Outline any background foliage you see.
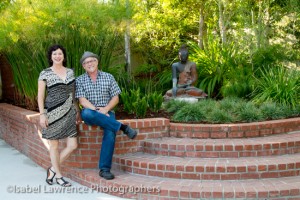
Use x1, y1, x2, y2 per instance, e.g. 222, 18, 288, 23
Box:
0, 0, 300, 119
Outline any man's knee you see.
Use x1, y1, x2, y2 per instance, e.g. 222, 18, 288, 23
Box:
81, 109, 96, 123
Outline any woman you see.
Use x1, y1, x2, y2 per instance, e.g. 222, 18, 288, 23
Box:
37, 44, 81, 187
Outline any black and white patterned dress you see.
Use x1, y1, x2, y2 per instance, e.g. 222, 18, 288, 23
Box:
38, 68, 77, 140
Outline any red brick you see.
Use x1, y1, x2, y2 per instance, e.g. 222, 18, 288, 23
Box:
211, 132, 227, 138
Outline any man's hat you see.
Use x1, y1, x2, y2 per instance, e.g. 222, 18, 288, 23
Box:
80, 51, 99, 65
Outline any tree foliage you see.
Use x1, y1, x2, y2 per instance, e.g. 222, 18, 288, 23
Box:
0, 0, 300, 109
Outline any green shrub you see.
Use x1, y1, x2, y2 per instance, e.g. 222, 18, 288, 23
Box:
120, 88, 164, 118
132, 96, 148, 118
237, 102, 263, 122
260, 102, 288, 120
251, 66, 300, 108
147, 91, 163, 112
162, 97, 298, 124
196, 99, 217, 113
163, 99, 188, 113
172, 103, 206, 122
120, 89, 139, 114
206, 108, 234, 124
219, 97, 240, 112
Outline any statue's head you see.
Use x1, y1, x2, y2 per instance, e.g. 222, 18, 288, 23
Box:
178, 44, 189, 64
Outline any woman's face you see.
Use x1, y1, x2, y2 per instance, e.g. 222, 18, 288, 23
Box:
51, 48, 64, 65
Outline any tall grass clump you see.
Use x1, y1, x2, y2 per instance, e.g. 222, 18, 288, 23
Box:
251, 66, 300, 108
188, 38, 244, 98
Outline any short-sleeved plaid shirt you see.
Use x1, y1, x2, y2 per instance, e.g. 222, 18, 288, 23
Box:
75, 71, 121, 107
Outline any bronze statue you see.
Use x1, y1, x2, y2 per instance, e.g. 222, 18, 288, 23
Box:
165, 44, 207, 99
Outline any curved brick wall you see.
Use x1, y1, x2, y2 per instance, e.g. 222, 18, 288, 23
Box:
0, 103, 169, 169
170, 118, 300, 138
2, 103, 300, 199
1, 102, 300, 169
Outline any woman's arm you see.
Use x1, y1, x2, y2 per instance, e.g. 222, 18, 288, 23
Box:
37, 80, 48, 128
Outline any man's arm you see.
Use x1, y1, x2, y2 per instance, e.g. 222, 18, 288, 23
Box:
98, 95, 119, 115
78, 96, 119, 116
78, 97, 97, 110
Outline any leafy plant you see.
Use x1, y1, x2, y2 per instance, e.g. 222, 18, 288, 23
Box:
220, 67, 254, 99
132, 96, 148, 118
188, 39, 241, 98
251, 66, 300, 108
236, 102, 263, 122
260, 101, 288, 120
120, 88, 142, 114
120, 88, 149, 118
206, 108, 234, 124
147, 91, 163, 112
218, 97, 240, 112
163, 99, 188, 113
172, 103, 206, 122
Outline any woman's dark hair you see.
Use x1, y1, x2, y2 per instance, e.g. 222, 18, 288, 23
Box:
47, 44, 67, 67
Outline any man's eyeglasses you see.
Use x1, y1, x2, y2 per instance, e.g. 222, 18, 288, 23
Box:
83, 59, 97, 65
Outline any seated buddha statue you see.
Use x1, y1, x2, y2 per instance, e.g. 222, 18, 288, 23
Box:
165, 44, 207, 99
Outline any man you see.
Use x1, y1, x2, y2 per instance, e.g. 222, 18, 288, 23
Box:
76, 51, 137, 180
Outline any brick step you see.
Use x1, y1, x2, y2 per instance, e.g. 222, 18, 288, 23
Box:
143, 131, 300, 158
113, 152, 300, 180
68, 168, 300, 199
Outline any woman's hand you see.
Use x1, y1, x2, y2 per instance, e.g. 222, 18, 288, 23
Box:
39, 114, 48, 128
76, 112, 82, 124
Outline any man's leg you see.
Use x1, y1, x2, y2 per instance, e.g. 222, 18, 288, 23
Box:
98, 112, 117, 180
81, 108, 121, 132
81, 108, 137, 139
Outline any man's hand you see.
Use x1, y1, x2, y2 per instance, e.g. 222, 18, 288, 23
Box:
96, 107, 110, 117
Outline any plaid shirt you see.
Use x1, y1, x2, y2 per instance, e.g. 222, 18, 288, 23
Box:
75, 71, 121, 107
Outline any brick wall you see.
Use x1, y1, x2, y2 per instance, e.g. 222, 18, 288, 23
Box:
170, 119, 300, 138
1, 103, 300, 171
0, 103, 170, 169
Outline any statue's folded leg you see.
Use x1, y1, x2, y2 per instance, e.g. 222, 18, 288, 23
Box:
185, 87, 207, 97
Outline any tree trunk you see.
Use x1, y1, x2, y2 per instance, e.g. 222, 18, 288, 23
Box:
125, 0, 131, 75
198, 5, 204, 49
218, 0, 226, 45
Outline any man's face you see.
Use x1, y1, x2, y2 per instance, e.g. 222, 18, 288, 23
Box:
82, 57, 98, 73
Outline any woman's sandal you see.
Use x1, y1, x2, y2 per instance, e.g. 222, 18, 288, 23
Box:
46, 167, 56, 185
56, 177, 72, 187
